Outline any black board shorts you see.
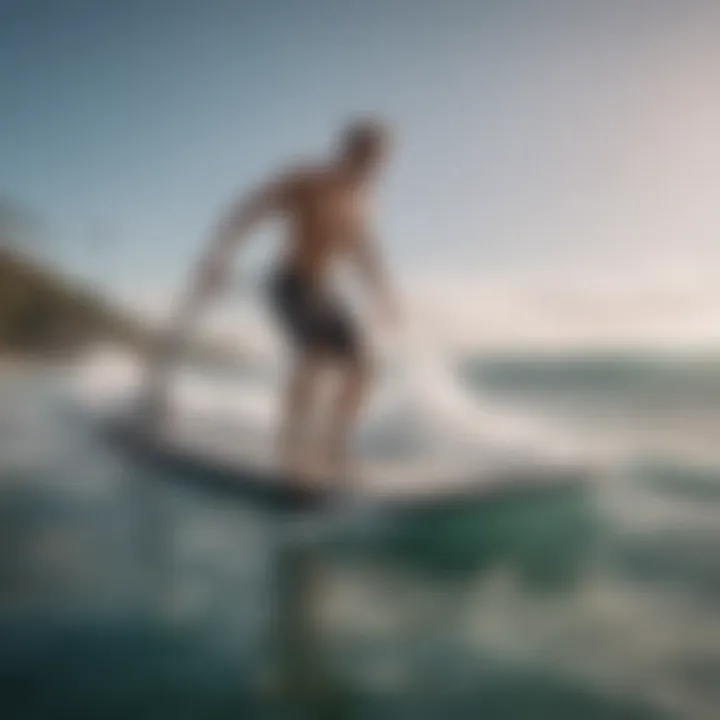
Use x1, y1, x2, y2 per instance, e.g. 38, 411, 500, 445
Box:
268, 267, 362, 361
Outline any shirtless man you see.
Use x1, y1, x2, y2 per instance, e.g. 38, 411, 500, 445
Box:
182, 121, 395, 482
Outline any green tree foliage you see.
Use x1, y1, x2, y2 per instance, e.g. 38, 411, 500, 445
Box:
0, 245, 145, 356
0, 199, 242, 364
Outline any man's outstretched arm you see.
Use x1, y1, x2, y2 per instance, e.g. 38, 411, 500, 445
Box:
190, 174, 294, 303
137, 174, 295, 425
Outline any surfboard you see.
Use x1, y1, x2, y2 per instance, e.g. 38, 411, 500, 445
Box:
93, 405, 593, 513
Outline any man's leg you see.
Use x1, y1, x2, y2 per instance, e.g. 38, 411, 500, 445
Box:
325, 355, 372, 475
278, 351, 325, 480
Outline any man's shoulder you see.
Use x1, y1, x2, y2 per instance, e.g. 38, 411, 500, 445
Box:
264, 162, 333, 206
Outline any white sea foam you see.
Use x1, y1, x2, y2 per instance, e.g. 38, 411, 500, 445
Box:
70, 340, 594, 470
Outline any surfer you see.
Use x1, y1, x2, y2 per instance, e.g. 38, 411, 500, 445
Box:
177, 121, 396, 484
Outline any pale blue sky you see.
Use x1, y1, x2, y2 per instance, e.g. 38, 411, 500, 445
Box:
2, 0, 720, 346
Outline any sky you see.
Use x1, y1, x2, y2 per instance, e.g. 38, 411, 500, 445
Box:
2, 0, 720, 350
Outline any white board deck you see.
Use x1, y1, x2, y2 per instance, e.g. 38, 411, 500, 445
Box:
97, 406, 594, 511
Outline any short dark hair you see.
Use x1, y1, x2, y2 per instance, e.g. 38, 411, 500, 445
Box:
342, 120, 388, 158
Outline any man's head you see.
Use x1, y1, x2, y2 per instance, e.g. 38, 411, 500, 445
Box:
338, 120, 390, 180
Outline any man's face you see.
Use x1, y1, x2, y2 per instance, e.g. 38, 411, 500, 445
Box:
348, 142, 389, 183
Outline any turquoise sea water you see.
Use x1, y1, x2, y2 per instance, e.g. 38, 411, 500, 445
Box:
1, 355, 719, 719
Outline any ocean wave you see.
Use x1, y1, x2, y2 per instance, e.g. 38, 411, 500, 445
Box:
69, 345, 594, 469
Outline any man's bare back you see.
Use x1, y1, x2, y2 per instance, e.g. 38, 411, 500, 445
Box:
279, 166, 370, 288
